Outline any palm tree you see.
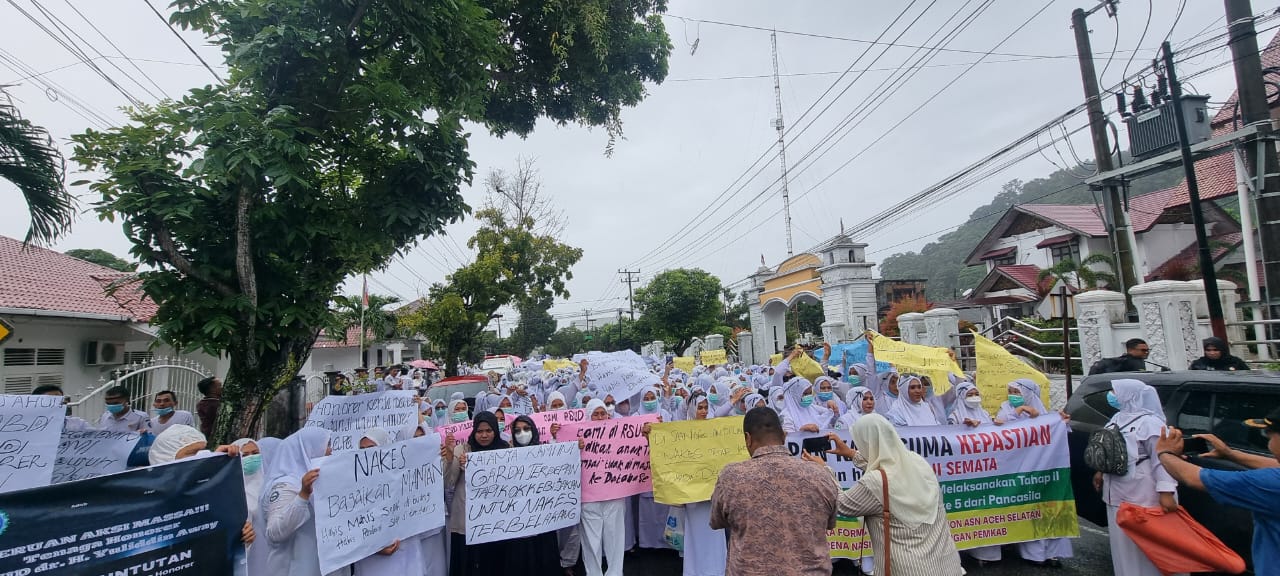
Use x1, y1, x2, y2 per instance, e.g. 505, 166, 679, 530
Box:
1036, 253, 1118, 292
325, 294, 402, 343
0, 94, 73, 245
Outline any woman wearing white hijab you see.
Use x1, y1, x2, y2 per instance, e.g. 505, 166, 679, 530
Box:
805, 414, 963, 575
1099, 378, 1178, 576
940, 382, 1004, 565
412, 423, 449, 576
633, 386, 672, 552
994, 378, 1072, 566
578, 399, 627, 576
148, 424, 208, 464
235, 437, 277, 576
352, 428, 424, 575
768, 387, 786, 416
678, 394, 727, 576
885, 376, 944, 427
835, 387, 875, 432
781, 377, 836, 433
262, 427, 338, 576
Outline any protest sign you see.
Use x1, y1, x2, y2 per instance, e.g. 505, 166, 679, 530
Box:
0, 454, 248, 575
465, 442, 581, 544
583, 350, 660, 404
699, 349, 727, 366
0, 394, 66, 493
972, 331, 1051, 415
305, 390, 419, 451
672, 356, 696, 374
783, 415, 1078, 552
769, 353, 782, 366
52, 429, 139, 484
648, 417, 749, 505
814, 340, 892, 374
523, 408, 588, 441
559, 414, 659, 502
869, 333, 961, 393
543, 359, 576, 372
437, 419, 473, 443
312, 434, 446, 573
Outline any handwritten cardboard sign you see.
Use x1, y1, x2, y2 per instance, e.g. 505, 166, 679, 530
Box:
647, 416, 749, 505
312, 435, 445, 573
465, 442, 581, 544
0, 394, 66, 493
560, 414, 658, 502
306, 390, 420, 451
52, 430, 138, 484
699, 349, 727, 366
583, 350, 660, 403
521, 408, 588, 442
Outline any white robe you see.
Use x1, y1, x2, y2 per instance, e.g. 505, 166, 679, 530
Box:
580, 498, 627, 576
352, 534, 424, 576
681, 501, 726, 576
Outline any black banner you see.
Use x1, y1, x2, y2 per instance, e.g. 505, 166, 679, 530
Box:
0, 455, 247, 576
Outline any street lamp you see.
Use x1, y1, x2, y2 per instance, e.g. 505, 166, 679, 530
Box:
494, 314, 504, 339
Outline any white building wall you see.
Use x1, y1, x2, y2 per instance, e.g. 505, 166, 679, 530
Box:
1136, 223, 1199, 274
984, 226, 1074, 271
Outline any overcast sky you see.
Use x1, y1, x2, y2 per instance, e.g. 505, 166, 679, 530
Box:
0, 1, 1257, 330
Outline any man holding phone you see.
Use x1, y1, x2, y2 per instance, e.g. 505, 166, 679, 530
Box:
1156, 407, 1280, 575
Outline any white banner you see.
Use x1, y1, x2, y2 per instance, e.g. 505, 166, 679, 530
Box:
305, 390, 420, 452
465, 442, 581, 544
582, 350, 659, 403
0, 395, 67, 493
52, 430, 138, 484
312, 435, 446, 573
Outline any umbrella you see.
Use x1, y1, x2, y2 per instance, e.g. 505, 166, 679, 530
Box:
410, 359, 439, 370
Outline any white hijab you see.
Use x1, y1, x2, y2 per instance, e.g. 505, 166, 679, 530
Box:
231, 437, 268, 515
149, 424, 206, 465
782, 377, 833, 430
949, 381, 993, 424
885, 376, 943, 427
852, 414, 943, 527
1106, 378, 1166, 439
259, 427, 330, 514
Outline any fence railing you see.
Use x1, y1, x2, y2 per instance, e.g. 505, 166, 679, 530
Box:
68, 357, 212, 421
957, 316, 1079, 374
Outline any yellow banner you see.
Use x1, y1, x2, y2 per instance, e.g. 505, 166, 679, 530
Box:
827, 516, 872, 559
769, 353, 782, 366
648, 417, 749, 505
972, 331, 1051, 415
542, 359, 576, 372
869, 333, 960, 394
699, 349, 727, 366
790, 352, 826, 382
672, 356, 696, 374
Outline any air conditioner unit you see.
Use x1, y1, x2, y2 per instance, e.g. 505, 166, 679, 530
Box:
85, 341, 126, 366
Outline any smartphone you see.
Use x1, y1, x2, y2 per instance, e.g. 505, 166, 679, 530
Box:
802, 436, 833, 455
1183, 436, 1210, 454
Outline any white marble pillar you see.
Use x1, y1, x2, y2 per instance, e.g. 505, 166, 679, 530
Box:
1131, 281, 1203, 371
897, 312, 926, 344
737, 331, 754, 366
923, 308, 961, 351
1073, 290, 1127, 369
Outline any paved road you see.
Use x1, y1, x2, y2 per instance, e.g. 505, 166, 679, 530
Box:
610, 518, 1112, 575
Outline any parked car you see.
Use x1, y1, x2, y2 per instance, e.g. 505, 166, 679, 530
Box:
1065, 370, 1280, 570
426, 374, 491, 413
479, 354, 518, 376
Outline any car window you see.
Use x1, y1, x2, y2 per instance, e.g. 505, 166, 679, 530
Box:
1212, 392, 1272, 454
1082, 389, 1117, 420
1176, 390, 1213, 434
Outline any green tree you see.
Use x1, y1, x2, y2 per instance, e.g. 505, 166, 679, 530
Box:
507, 296, 557, 357
633, 268, 722, 352
723, 289, 750, 329
1036, 254, 1118, 292
418, 208, 583, 375
2, 95, 74, 245
70, 0, 670, 440
64, 248, 135, 272
794, 300, 824, 336
544, 326, 587, 358
325, 293, 400, 347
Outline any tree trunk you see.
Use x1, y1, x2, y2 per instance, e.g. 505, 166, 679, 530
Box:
213, 339, 312, 444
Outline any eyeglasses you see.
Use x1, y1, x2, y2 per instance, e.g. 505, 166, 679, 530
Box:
1134, 347, 1151, 353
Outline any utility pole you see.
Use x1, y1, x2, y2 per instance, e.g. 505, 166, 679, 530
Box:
619, 269, 640, 321
1225, 0, 1280, 319
1072, 3, 1140, 305
1164, 42, 1230, 340
771, 30, 794, 256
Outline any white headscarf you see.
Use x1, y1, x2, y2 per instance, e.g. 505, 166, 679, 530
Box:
1106, 378, 1166, 439
688, 395, 712, 420
149, 424, 206, 465
852, 414, 943, 527
546, 391, 567, 411
837, 386, 874, 431
361, 427, 392, 448
232, 437, 267, 516
1008, 379, 1049, 414
949, 381, 992, 425
885, 376, 943, 426
260, 427, 330, 513
782, 377, 832, 430
584, 398, 609, 420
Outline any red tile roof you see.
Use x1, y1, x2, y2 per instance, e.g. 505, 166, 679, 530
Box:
1017, 187, 1172, 238
0, 235, 156, 321
998, 264, 1054, 294
1035, 233, 1077, 248
314, 326, 376, 349
978, 246, 1015, 260
1145, 232, 1244, 282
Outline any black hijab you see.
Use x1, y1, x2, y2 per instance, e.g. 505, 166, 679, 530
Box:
467, 411, 509, 452
1196, 336, 1248, 370
511, 414, 541, 447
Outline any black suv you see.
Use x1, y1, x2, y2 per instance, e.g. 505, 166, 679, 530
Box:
1064, 370, 1279, 570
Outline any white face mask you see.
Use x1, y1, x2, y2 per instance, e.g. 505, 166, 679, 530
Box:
514, 430, 533, 445
964, 396, 983, 408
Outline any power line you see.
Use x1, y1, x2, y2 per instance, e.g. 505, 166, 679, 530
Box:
1118, 0, 1154, 84
7, 0, 145, 107
140, 0, 224, 84
59, 0, 172, 99
665, 56, 1054, 82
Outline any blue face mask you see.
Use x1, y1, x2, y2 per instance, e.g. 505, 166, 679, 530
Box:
498, 422, 506, 433
671, 397, 684, 409
642, 399, 659, 412
708, 393, 719, 404
800, 394, 815, 408
1008, 394, 1025, 408
105, 404, 125, 414
1106, 391, 1122, 410
154, 407, 174, 416
450, 411, 467, 423
435, 408, 446, 418
817, 391, 834, 402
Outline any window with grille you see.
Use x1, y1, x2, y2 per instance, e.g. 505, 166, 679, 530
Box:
2, 373, 62, 394
1050, 242, 1080, 265
123, 351, 154, 364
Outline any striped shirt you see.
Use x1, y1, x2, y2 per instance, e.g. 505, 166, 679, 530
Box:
836, 480, 964, 576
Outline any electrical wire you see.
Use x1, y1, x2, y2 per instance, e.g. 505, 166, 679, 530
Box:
1098, 11, 1122, 85
59, 0, 172, 99
665, 56, 1053, 82
7, 0, 145, 107
140, 0, 224, 84
1118, 0, 1154, 85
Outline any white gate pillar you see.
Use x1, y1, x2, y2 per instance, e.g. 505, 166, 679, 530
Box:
897, 312, 926, 344
1074, 289, 1126, 369
1131, 281, 1202, 371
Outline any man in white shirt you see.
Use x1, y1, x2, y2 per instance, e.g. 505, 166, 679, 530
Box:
97, 386, 149, 433
33, 384, 93, 431
150, 389, 196, 435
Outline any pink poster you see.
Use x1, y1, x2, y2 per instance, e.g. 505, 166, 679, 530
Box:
560, 414, 659, 502
522, 408, 588, 442
437, 412, 520, 443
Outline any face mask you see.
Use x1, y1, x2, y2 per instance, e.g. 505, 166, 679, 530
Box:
1106, 391, 1122, 410
800, 394, 815, 408
450, 411, 468, 423
964, 396, 983, 408
708, 393, 719, 404
642, 400, 659, 412
514, 431, 533, 445
435, 408, 446, 418
733, 406, 745, 416
105, 404, 125, 414
1008, 394, 1025, 408
734, 369, 742, 375
671, 397, 684, 409
817, 391, 834, 402
498, 422, 506, 433
241, 453, 262, 476
154, 407, 174, 416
